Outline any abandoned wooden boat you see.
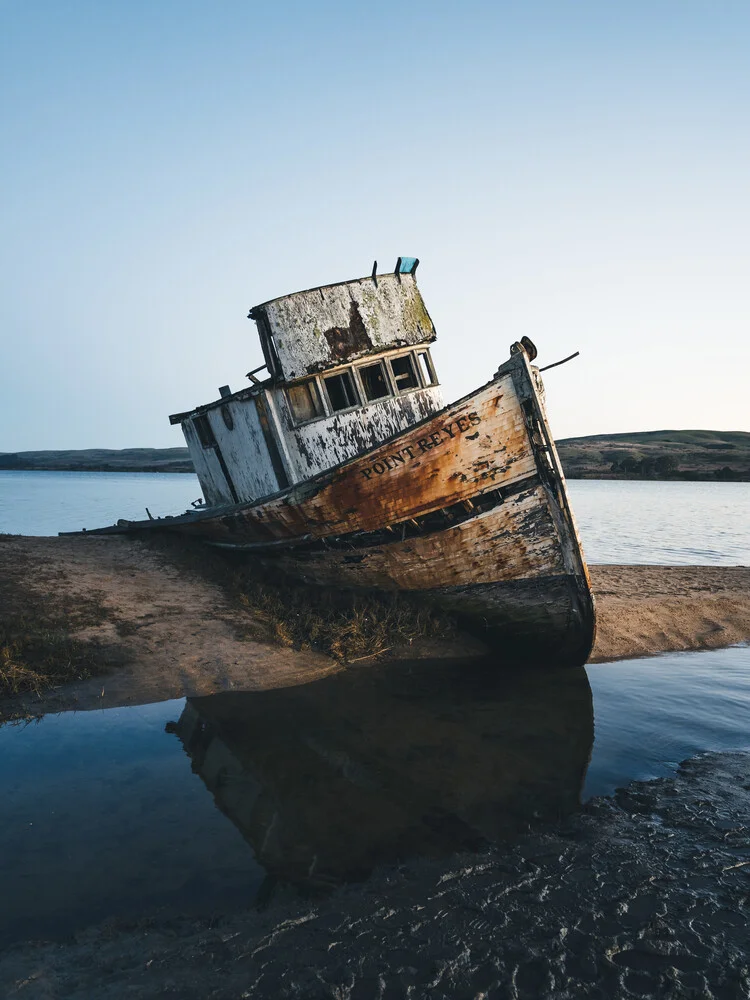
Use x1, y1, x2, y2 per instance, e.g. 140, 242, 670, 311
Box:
83, 258, 596, 665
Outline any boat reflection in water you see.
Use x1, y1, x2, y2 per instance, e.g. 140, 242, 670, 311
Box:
172, 657, 593, 894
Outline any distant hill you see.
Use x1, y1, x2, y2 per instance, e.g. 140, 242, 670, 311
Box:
0, 448, 193, 473
557, 430, 750, 481
2, 432, 749, 480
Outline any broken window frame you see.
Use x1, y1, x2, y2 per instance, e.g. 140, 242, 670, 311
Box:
355, 359, 393, 403
286, 377, 327, 426
323, 367, 361, 414
388, 352, 420, 394
284, 347, 438, 427
193, 413, 217, 449
416, 349, 438, 388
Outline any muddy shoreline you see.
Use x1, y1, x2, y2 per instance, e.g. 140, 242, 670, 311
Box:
1, 535, 749, 720
1, 536, 749, 996
2, 751, 749, 998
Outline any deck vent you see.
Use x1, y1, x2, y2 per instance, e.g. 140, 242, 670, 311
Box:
395, 256, 419, 275
219, 385, 232, 398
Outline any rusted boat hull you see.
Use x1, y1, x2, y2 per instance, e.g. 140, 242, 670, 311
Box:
82, 345, 596, 666
422, 573, 594, 667
266, 480, 594, 666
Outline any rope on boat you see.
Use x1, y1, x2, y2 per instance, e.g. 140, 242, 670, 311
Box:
539, 351, 580, 372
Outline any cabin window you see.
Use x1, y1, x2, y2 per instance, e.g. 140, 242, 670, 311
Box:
416, 350, 438, 386
287, 379, 325, 424
390, 354, 419, 393
324, 370, 360, 412
193, 413, 216, 449
358, 361, 391, 402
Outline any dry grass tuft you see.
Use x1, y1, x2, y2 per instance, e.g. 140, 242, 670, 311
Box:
0, 621, 100, 698
142, 533, 455, 662
0, 551, 114, 701
231, 563, 454, 662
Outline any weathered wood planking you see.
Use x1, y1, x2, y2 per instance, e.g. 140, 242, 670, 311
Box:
273, 383, 444, 486
252, 272, 436, 380
176, 373, 538, 544
185, 378, 445, 508
183, 396, 283, 507
273, 484, 566, 591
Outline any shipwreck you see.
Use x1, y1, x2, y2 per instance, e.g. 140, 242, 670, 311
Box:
85, 258, 596, 666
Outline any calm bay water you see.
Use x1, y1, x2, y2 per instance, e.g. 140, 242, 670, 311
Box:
0, 470, 748, 564
568, 479, 750, 566
0, 470, 202, 537
1, 646, 749, 945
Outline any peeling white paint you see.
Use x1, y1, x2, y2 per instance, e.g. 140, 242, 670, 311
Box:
178, 270, 444, 508
253, 272, 436, 381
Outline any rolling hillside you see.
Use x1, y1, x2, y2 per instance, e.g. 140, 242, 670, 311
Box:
557, 430, 750, 481
0, 448, 193, 473
2, 431, 749, 480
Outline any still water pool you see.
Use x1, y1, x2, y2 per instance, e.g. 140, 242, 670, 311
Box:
1, 645, 748, 946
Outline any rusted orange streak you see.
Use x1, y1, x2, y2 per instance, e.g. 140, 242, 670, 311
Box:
274, 484, 564, 591
181, 373, 536, 543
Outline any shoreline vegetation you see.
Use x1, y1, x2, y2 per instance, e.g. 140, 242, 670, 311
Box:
0, 534, 748, 722
1, 429, 749, 479
0, 534, 458, 716
559, 428, 750, 481
0, 447, 193, 473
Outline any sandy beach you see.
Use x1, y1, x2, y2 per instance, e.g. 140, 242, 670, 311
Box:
0, 534, 748, 720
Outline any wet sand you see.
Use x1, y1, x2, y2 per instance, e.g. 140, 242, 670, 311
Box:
0, 535, 340, 721
0, 534, 748, 719
1, 751, 749, 998
589, 563, 750, 662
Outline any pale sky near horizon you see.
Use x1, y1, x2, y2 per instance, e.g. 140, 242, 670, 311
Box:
2, 1, 749, 451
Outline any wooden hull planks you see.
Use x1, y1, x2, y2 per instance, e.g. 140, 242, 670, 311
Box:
172, 355, 552, 546
267, 482, 595, 666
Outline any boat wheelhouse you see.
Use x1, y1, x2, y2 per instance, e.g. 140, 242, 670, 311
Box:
169, 258, 443, 507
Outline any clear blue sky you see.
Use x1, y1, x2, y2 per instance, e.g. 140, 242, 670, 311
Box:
2, 1, 749, 450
